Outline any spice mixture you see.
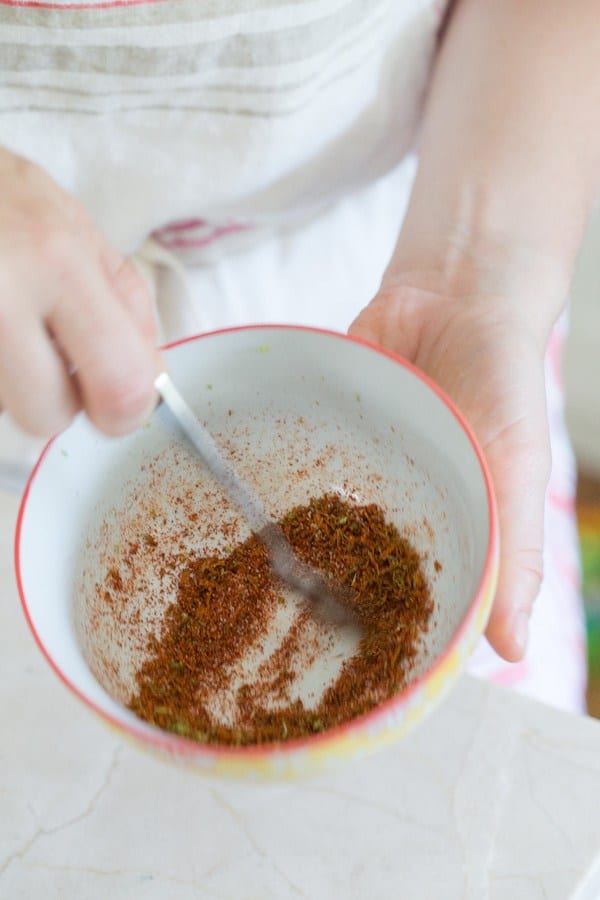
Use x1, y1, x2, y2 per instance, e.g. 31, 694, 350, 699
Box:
127, 493, 434, 745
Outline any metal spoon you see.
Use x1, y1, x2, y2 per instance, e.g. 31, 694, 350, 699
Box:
154, 372, 361, 636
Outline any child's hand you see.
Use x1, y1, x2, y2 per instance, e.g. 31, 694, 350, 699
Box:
349, 282, 550, 663
0, 148, 158, 437
352, 0, 600, 663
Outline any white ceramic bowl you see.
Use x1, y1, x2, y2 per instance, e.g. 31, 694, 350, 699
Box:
16, 326, 498, 780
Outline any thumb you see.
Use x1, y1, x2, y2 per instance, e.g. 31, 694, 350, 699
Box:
483, 431, 550, 661
105, 253, 160, 346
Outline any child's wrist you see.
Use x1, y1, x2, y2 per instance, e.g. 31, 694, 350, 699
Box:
383, 195, 574, 349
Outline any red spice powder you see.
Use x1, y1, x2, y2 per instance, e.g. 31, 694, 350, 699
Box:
126, 493, 434, 745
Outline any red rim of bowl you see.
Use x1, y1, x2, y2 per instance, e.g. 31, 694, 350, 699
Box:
15, 324, 499, 763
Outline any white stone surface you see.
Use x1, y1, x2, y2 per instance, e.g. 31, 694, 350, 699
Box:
1, 487, 600, 900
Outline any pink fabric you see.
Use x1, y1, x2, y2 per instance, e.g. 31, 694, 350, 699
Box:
0, 1, 166, 8
154, 220, 254, 251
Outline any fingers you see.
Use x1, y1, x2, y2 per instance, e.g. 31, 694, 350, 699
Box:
0, 150, 160, 439
48, 256, 159, 437
0, 252, 159, 438
348, 289, 423, 360
483, 423, 550, 661
108, 255, 166, 374
350, 290, 552, 665
478, 332, 552, 662
0, 304, 80, 436
100, 246, 159, 346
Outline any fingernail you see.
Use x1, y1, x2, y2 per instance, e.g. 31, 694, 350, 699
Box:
513, 610, 530, 656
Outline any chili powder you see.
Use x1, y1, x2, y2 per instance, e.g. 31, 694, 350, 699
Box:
127, 493, 434, 745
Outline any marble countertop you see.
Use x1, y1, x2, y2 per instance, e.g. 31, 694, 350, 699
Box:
1, 487, 600, 900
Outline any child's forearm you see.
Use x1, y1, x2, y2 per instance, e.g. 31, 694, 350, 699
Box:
388, 0, 600, 340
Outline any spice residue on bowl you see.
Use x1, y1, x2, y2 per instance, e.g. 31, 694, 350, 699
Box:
120, 493, 434, 746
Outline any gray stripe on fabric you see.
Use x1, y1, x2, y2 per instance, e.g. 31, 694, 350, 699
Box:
0, 51, 374, 115
0, 0, 316, 31
0, 4, 384, 99
0, 0, 377, 76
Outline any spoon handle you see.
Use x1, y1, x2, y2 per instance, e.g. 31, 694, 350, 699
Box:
154, 372, 271, 535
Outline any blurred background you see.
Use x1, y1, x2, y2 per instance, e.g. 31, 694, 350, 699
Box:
566, 209, 600, 717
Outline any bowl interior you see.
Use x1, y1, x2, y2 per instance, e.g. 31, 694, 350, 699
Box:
18, 327, 493, 756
